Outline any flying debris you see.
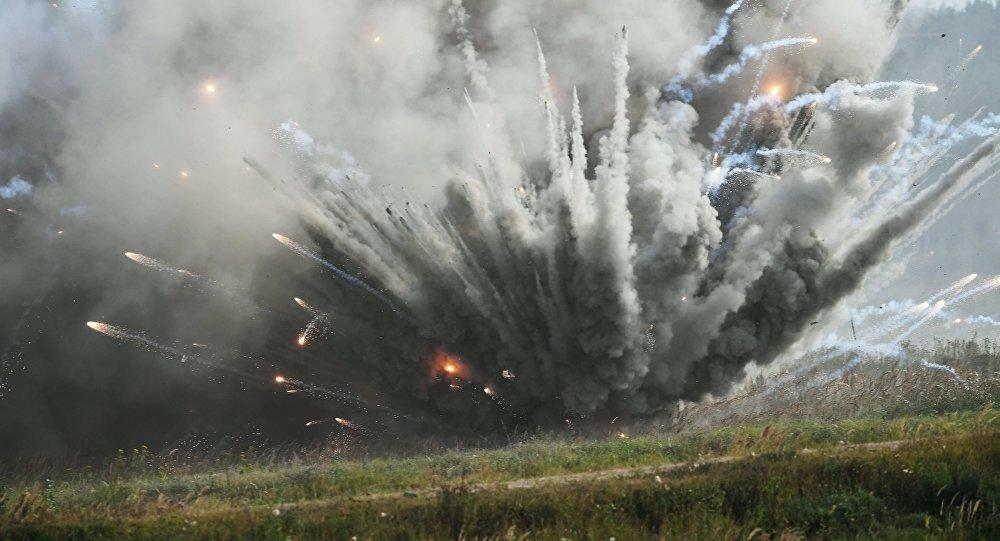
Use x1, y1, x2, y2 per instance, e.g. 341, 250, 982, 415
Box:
272, 233, 408, 318
501, 369, 516, 380
124, 251, 200, 278
86, 321, 109, 334
85, 321, 253, 379
293, 297, 320, 316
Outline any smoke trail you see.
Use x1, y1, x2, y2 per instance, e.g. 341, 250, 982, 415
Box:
272, 233, 408, 319
863, 274, 977, 340
948, 275, 1000, 304
918, 359, 968, 388
894, 300, 946, 342
962, 315, 1000, 327
85, 321, 249, 378
297, 312, 333, 347
449, 0, 494, 102
783, 81, 939, 113
293, 297, 321, 317
666, 0, 746, 101
756, 148, 831, 165
124, 251, 201, 278
693, 37, 817, 89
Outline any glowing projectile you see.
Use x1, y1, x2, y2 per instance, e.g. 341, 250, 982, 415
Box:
293, 297, 321, 316
125, 251, 201, 278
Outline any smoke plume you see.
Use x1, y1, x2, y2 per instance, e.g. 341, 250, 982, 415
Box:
1, 0, 996, 453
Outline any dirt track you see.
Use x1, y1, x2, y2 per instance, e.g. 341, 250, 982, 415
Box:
261, 438, 908, 514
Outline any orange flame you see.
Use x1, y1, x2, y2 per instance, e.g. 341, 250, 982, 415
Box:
429, 346, 466, 379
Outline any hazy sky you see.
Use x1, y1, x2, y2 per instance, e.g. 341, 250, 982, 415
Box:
871, 1, 1000, 317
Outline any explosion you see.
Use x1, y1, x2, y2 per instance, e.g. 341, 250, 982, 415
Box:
5, 0, 999, 445
428, 346, 467, 380
254, 1, 1000, 428
87, 1, 1000, 431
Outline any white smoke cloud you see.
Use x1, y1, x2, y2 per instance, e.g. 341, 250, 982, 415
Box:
0, 176, 32, 199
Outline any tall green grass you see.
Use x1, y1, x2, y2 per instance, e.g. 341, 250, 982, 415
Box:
5, 430, 997, 539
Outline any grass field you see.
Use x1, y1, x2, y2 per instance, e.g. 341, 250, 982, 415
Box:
2, 339, 998, 539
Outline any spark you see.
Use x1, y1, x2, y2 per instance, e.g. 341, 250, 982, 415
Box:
372, 35, 381, 44
443, 363, 456, 374
953, 318, 963, 324
305, 420, 320, 427
334, 417, 351, 427
484, 386, 494, 396
179, 170, 190, 178
294, 297, 318, 314
152, 163, 160, 169
86, 321, 108, 333
768, 84, 782, 98
124, 251, 200, 278
296, 333, 308, 347
274, 375, 286, 384
5, 208, 17, 214
202, 80, 218, 95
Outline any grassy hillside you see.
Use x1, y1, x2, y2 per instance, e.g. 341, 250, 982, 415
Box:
2, 339, 998, 539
